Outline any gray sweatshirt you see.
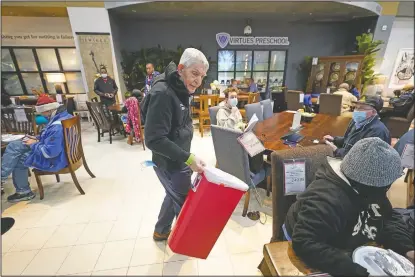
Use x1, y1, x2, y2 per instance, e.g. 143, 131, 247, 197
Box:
216, 101, 243, 129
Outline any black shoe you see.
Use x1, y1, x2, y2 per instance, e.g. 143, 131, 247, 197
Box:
7, 192, 35, 203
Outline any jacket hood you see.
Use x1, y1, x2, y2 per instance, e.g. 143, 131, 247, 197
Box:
152, 62, 190, 104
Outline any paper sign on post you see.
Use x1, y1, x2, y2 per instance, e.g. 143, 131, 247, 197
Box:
299, 93, 304, 103
401, 144, 414, 169
283, 159, 306, 195
237, 131, 265, 158
290, 112, 302, 130
14, 109, 28, 122
312, 57, 318, 65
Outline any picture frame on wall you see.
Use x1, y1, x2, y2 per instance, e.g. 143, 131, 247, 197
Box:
389, 48, 414, 89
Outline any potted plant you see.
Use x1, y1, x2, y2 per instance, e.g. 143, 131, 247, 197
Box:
355, 33, 383, 96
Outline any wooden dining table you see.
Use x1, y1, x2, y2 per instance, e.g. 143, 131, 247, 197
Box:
254, 111, 351, 151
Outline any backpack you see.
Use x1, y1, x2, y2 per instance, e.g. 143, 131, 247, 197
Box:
140, 76, 167, 125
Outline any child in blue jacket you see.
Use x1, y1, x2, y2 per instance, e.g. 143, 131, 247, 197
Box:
1, 94, 72, 202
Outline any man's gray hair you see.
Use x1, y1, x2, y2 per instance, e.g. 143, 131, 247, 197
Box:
179, 48, 209, 71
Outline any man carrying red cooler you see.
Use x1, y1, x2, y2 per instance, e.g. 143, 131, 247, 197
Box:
143, 48, 209, 241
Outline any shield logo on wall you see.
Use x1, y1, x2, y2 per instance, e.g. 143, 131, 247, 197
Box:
216, 32, 230, 49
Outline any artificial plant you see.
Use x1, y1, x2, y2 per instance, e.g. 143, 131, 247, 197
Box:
355, 33, 383, 94
296, 56, 312, 91
121, 45, 214, 91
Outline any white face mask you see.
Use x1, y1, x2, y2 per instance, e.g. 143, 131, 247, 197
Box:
101, 74, 107, 78
228, 98, 238, 107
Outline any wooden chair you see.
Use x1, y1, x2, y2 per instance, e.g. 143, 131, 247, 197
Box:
198, 95, 219, 137
319, 94, 343, 116
258, 145, 334, 276
1, 107, 36, 135
33, 116, 95, 200
86, 102, 118, 144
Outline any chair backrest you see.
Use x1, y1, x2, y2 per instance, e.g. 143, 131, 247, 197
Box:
209, 106, 221, 125
245, 102, 264, 122
248, 93, 260, 104
406, 104, 415, 122
210, 125, 251, 185
86, 101, 111, 130
1, 107, 35, 135
286, 90, 303, 111
260, 99, 273, 120
199, 95, 219, 114
270, 145, 333, 242
91, 97, 99, 103
61, 116, 84, 169
319, 94, 343, 116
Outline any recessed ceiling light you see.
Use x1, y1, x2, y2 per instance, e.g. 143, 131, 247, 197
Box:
132, 10, 136, 13
309, 12, 313, 15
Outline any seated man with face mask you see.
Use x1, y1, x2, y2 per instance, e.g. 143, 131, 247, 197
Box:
1, 94, 72, 203
323, 95, 390, 158
284, 138, 414, 276
216, 87, 244, 130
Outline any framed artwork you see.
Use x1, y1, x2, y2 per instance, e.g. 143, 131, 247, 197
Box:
389, 48, 414, 89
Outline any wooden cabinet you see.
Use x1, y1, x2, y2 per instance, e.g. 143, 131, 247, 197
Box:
306, 55, 365, 94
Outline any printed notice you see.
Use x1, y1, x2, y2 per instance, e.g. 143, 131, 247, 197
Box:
284, 160, 306, 195
237, 131, 265, 157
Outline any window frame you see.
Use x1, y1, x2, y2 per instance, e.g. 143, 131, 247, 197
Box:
217, 49, 288, 92
1, 46, 83, 95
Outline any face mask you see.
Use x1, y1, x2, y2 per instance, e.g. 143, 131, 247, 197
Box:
352, 111, 367, 123
232, 84, 237, 88
35, 115, 49, 125
101, 74, 107, 78
228, 98, 238, 107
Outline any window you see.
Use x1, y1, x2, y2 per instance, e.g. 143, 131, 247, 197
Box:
217, 50, 287, 94
0, 47, 84, 95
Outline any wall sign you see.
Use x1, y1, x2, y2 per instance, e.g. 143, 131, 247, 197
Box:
216, 32, 289, 49
1, 32, 75, 47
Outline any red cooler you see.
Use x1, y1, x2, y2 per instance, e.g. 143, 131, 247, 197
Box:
168, 166, 249, 259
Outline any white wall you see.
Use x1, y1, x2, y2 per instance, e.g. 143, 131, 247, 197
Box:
378, 17, 415, 96
1, 16, 74, 46
67, 7, 123, 103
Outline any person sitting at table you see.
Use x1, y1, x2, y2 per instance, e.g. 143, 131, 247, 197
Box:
230, 79, 238, 88
380, 83, 414, 119
323, 95, 390, 158
333, 83, 357, 114
1, 94, 72, 203
94, 67, 118, 106
247, 78, 258, 93
217, 87, 244, 131
350, 84, 360, 99
284, 138, 414, 276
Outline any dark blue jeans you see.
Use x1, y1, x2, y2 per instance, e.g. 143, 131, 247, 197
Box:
1, 140, 32, 194
154, 166, 192, 234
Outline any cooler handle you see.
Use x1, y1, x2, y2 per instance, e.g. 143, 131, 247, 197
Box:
191, 173, 203, 192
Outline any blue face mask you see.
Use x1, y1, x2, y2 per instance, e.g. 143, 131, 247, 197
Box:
35, 115, 49, 125
352, 111, 367, 123
228, 98, 238, 107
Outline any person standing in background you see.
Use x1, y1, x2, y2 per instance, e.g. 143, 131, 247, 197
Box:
144, 63, 160, 95
333, 83, 357, 114
94, 67, 118, 106
144, 48, 209, 242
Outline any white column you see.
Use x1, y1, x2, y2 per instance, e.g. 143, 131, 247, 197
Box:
67, 7, 123, 103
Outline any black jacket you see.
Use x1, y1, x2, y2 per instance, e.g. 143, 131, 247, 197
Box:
333, 115, 390, 157
285, 158, 414, 277
94, 77, 118, 105
144, 62, 193, 171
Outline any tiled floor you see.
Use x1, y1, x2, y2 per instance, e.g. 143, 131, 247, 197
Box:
1, 121, 408, 276
1, 122, 271, 276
